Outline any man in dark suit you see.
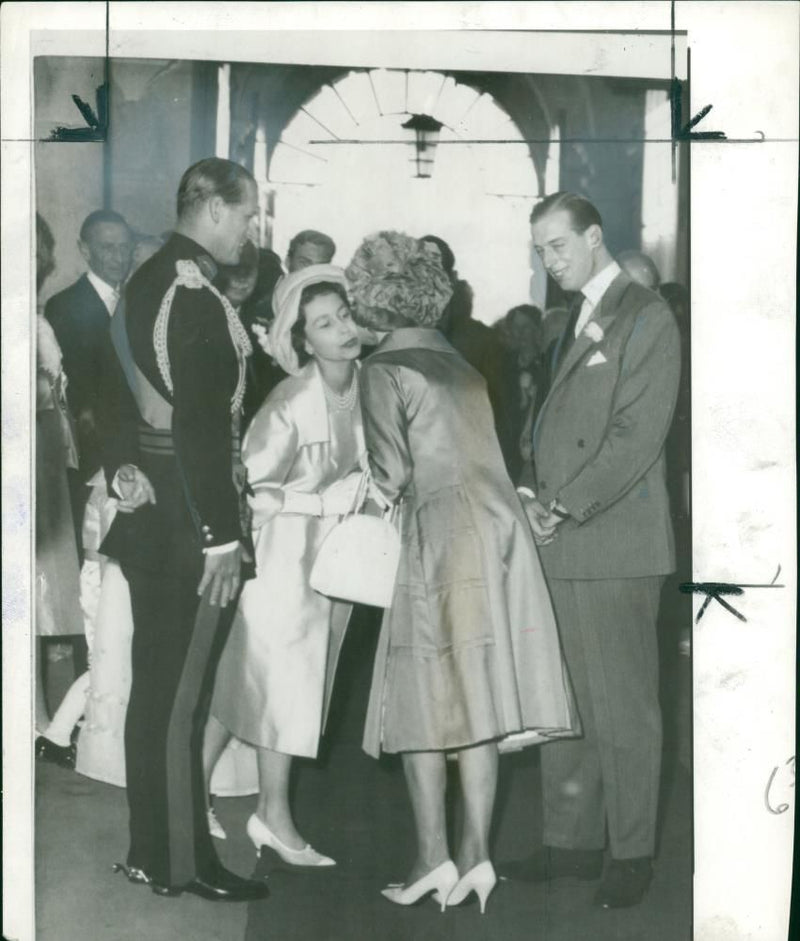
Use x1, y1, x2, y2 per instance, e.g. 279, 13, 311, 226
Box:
45, 210, 133, 521
98, 158, 268, 902
503, 192, 681, 909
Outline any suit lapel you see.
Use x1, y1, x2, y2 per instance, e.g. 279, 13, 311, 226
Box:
548, 272, 632, 394
79, 272, 101, 305
534, 273, 633, 446
77, 273, 111, 320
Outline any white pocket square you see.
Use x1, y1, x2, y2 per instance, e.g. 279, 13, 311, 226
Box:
586, 351, 607, 366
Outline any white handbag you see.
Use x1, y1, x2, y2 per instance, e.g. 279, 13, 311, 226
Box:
310, 470, 401, 608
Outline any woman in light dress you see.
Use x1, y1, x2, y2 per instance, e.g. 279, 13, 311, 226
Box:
207, 264, 366, 867
345, 232, 577, 913
34, 213, 84, 744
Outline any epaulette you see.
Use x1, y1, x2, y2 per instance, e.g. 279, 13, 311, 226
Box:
196, 253, 218, 282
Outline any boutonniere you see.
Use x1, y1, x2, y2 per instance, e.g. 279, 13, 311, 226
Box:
583, 321, 604, 343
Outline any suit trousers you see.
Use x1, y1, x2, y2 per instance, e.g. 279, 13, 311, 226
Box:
122, 564, 236, 886
540, 576, 663, 860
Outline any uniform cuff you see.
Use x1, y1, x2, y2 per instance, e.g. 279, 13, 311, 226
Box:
203, 541, 239, 555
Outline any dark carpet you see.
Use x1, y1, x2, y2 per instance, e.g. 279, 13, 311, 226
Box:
35, 601, 691, 940
244, 607, 693, 941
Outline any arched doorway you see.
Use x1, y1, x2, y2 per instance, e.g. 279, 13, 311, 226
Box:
263, 69, 545, 323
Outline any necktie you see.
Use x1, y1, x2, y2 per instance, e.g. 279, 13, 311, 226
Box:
556, 291, 585, 368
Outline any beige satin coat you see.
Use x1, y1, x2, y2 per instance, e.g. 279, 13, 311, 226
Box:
359, 328, 577, 757
212, 361, 365, 757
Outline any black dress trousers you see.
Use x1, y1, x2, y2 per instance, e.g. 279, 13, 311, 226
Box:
122, 564, 237, 886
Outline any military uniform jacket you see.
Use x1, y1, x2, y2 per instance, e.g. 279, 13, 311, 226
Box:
533, 271, 681, 580
99, 234, 247, 578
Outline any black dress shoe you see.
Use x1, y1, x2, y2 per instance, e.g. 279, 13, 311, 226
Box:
203, 864, 268, 894
180, 874, 269, 902
594, 857, 653, 909
148, 867, 269, 902
35, 735, 76, 769
498, 846, 603, 883
150, 881, 183, 897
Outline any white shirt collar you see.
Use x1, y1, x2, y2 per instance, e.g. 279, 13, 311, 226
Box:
581, 260, 621, 308
575, 260, 621, 335
86, 269, 120, 316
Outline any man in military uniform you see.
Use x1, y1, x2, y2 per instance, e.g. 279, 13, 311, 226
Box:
99, 158, 268, 902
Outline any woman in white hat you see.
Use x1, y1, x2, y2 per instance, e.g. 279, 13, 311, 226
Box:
207, 264, 366, 867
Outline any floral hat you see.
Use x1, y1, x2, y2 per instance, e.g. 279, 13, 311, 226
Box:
345, 231, 453, 330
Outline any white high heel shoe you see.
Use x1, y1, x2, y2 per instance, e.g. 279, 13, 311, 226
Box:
381, 861, 459, 913
444, 861, 497, 914
246, 813, 336, 867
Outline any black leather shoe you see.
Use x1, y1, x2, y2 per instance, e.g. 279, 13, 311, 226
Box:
498, 847, 603, 883
594, 857, 653, 909
149, 866, 269, 902
150, 881, 183, 897
203, 864, 269, 895
35, 735, 76, 769
181, 874, 269, 902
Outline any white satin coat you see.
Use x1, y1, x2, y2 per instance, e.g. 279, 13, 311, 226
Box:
211, 361, 365, 757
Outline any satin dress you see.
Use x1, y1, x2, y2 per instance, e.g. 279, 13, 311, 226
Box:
35, 315, 82, 637
212, 361, 364, 758
359, 328, 578, 757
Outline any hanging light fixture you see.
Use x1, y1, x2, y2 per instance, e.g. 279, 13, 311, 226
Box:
401, 113, 444, 179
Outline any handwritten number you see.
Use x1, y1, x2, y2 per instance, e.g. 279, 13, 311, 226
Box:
765, 756, 795, 815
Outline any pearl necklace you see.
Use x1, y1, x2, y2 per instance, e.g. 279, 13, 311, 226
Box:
322, 371, 358, 411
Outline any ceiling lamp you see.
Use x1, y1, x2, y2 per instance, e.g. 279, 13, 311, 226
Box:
401, 113, 444, 179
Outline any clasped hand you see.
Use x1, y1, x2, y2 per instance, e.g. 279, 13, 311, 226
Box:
521, 496, 563, 546
116, 464, 157, 514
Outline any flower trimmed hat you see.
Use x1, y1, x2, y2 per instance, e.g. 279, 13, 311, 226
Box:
345, 231, 453, 330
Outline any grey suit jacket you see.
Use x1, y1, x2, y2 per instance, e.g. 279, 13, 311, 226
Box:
533, 271, 681, 579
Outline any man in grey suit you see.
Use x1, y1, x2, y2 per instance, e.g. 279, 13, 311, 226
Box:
503, 192, 681, 909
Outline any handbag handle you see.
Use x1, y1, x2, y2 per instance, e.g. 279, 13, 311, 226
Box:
344, 466, 398, 524
343, 466, 372, 518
